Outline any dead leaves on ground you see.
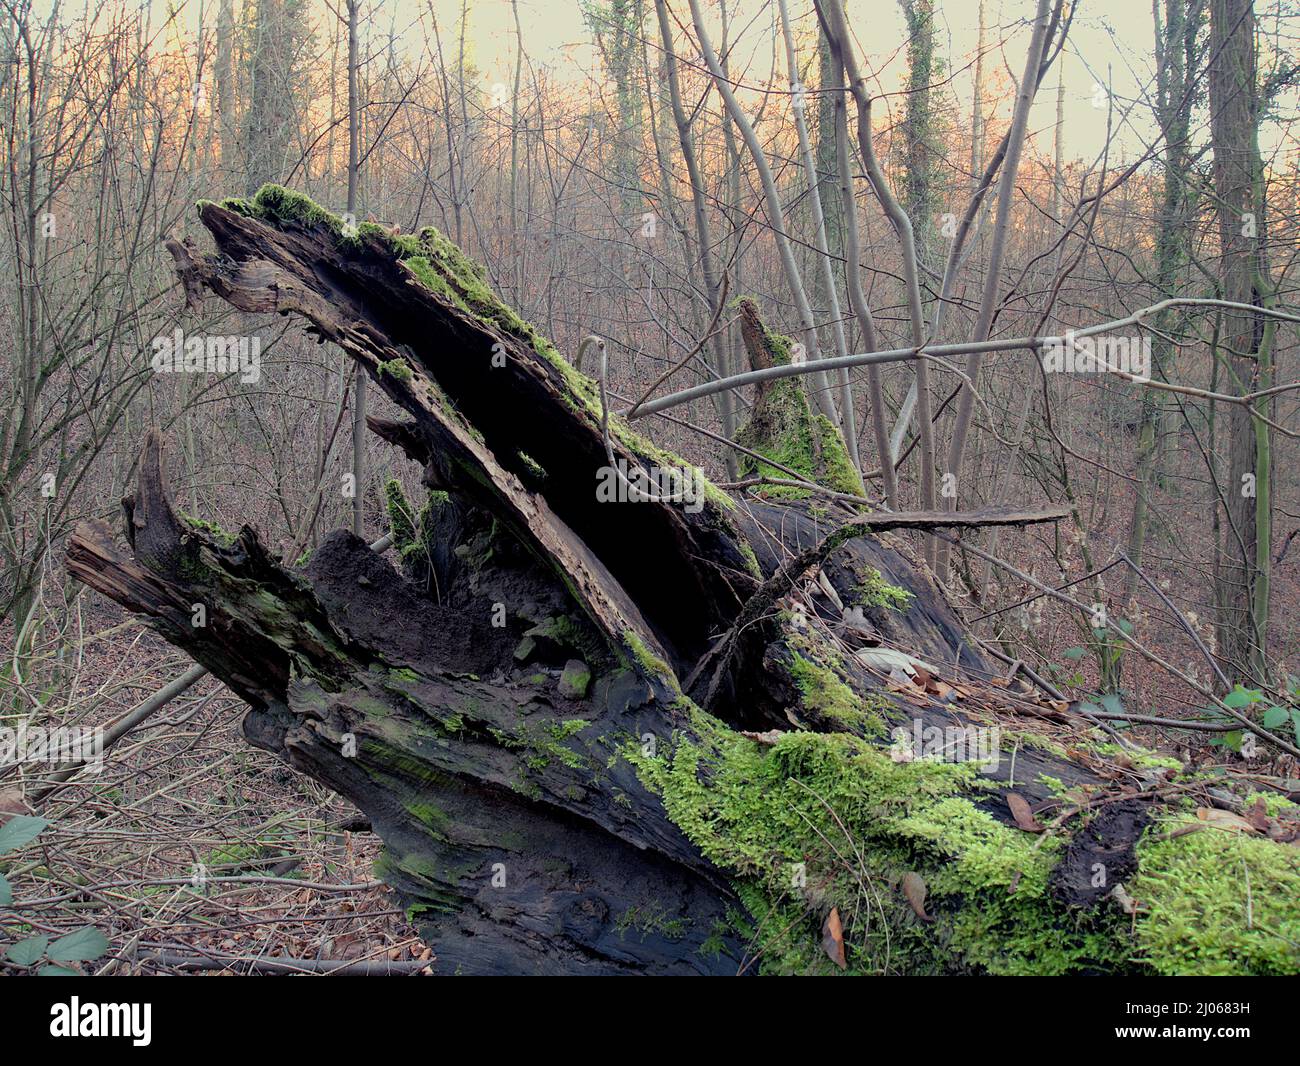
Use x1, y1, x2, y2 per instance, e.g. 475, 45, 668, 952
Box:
821, 906, 846, 970
900, 871, 932, 921
1007, 792, 1045, 833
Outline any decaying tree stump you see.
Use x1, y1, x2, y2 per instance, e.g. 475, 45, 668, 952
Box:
67, 187, 1300, 974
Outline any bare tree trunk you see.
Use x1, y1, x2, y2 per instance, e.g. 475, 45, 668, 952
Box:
816, 0, 936, 556
653, 0, 738, 479
969, 0, 986, 192
1120, 0, 1200, 609
687, 0, 840, 426
1209, 0, 1270, 684
776, 0, 861, 479
347, 0, 365, 537
938, 0, 1054, 574
216, 0, 236, 172
828, 32, 897, 506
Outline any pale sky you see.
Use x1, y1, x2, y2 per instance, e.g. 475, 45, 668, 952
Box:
49, 0, 1300, 168
452, 0, 1297, 166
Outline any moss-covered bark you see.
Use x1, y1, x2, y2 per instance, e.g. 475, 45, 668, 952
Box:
732, 297, 862, 499
69, 190, 1300, 975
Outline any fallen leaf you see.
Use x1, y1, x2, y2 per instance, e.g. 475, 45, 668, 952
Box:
815, 570, 843, 612
821, 907, 846, 970
1007, 792, 1044, 833
901, 871, 932, 921
854, 647, 939, 676
0, 789, 28, 820
1110, 883, 1139, 915
1195, 807, 1257, 834
1243, 798, 1272, 833
740, 729, 784, 746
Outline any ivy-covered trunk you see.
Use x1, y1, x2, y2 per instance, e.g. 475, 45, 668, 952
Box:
67, 188, 1300, 974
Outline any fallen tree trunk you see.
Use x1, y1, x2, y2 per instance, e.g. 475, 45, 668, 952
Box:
67, 187, 1300, 975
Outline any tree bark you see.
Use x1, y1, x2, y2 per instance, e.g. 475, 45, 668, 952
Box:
1209, 0, 1271, 684
66, 191, 1300, 974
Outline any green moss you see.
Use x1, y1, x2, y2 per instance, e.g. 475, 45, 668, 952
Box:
400, 255, 471, 309
622, 629, 677, 690
1005, 730, 1070, 759
359, 738, 449, 787
1133, 815, 1300, 975
217, 184, 349, 232
557, 661, 592, 700
733, 315, 862, 501
852, 564, 913, 611
377, 358, 413, 382
384, 479, 418, 551
406, 800, 450, 836
787, 651, 886, 736
625, 702, 1138, 975
1037, 774, 1067, 795
615, 902, 690, 942
204, 841, 273, 869
1244, 791, 1298, 816
525, 614, 606, 665
490, 716, 591, 774
384, 479, 449, 563
181, 513, 238, 548
737, 540, 763, 579
549, 719, 590, 742
516, 451, 547, 481
622, 692, 1300, 974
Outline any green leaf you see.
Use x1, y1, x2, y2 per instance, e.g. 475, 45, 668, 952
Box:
1262, 706, 1290, 729
47, 926, 109, 963
6, 935, 49, 966
0, 871, 11, 906
1292, 710, 1300, 748
0, 815, 49, 855
1061, 647, 1087, 661
37, 965, 79, 976
1099, 693, 1125, 716
1222, 687, 1260, 709
1115, 619, 1134, 635
1217, 730, 1244, 752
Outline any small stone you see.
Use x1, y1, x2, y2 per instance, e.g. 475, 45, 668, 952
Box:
513, 635, 537, 662
557, 659, 591, 700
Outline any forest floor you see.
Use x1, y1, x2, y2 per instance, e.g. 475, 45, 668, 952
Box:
2, 600, 431, 976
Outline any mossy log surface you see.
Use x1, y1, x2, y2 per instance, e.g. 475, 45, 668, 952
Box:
66, 187, 1300, 975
